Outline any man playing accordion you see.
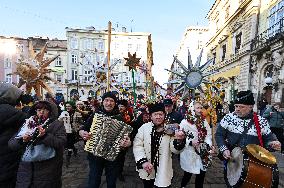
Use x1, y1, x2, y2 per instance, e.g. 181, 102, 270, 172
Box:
79, 92, 131, 188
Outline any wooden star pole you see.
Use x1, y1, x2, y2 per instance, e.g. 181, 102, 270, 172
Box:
124, 52, 141, 105
107, 21, 111, 92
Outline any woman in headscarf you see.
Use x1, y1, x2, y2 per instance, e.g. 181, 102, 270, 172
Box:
179, 101, 213, 188
9, 100, 66, 188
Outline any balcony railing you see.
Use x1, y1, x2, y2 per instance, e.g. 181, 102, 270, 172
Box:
251, 17, 284, 53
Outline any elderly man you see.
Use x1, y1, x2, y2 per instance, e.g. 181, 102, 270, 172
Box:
215, 90, 281, 160
133, 102, 185, 188
79, 91, 131, 188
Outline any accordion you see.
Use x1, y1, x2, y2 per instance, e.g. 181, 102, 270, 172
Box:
84, 113, 133, 161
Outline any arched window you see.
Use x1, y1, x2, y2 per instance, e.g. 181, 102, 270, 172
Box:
264, 64, 273, 78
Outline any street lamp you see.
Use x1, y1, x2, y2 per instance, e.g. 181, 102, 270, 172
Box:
264, 77, 273, 86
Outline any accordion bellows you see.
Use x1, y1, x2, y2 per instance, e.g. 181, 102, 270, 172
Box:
84, 113, 133, 161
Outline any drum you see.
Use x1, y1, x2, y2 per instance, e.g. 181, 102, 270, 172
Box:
225, 144, 279, 188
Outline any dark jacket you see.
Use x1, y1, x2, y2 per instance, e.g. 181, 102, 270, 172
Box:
0, 83, 27, 187
165, 110, 183, 124
263, 107, 284, 128
9, 101, 66, 188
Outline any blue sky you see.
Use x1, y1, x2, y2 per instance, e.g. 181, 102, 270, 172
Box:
0, 0, 215, 85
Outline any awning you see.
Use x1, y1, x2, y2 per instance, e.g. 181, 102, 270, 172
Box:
50, 67, 65, 73
210, 66, 240, 81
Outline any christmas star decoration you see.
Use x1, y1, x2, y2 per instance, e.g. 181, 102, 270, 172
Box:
165, 49, 215, 99
124, 52, 141, 71
9, 43, 59, 98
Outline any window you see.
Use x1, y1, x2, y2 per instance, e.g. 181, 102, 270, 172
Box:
216, 19, 220, 31
114, 43, 120, 50
70, 38, 78, 49
71, 69, 78, 81
82, 39, 93, 50
71, 54, 77, 64
4, 58, 11, 68
221, 44, 226, 61
212, 52, 216, 65
268, 1, 284, 37
55, 74, 62, 83
5, 74, 12, 83
235, 32, 242, 53
225, 6, 230, 20
84, 54, 93, 65
55, 57, 62, 67
197, 40, 203, 49
136, 44, 141, 52
128, 44, 132, 51
84, 70, 92, 82
98, 41, 104, 51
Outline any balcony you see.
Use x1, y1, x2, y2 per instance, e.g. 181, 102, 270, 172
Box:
251, 17, 284, 54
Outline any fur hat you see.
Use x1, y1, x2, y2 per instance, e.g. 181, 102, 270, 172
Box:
235, 90, 255, 105
102, 91, 117, 103
148, 102, 165, 114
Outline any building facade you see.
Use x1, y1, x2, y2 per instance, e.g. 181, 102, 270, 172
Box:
0, 36, 68, 99
206, 0, 260, 103
66, 26, 153, 99
168, 26, 209, 92
0, 36, 29, 85
250, 0, 284, 106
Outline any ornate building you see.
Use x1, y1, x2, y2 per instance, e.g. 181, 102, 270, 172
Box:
206, 0, 260, 102
65, 26, 153, 99
250, 0, 284, 106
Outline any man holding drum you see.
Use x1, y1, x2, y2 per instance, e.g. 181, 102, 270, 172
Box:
215, 90, 281, 187
216, 90, 281, 159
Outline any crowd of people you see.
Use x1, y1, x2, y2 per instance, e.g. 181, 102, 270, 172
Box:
0, 82, 283, 188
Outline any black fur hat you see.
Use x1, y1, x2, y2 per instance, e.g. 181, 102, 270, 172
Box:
235, 90, 255, 105
148, 102, 165, 114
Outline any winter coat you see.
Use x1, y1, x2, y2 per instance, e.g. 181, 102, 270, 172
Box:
8, 101, 66, 188
165, 110, 183, 124
179, 119, 212, 174
0, 83, 27, 187
263, 107, 284, 128
133, 122, 184, 187
59, 110, 83, 133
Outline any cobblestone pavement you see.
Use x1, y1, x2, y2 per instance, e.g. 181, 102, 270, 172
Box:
62, 141, 284, 188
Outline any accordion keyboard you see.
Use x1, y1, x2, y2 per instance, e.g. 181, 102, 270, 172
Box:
84, 113, 133, 161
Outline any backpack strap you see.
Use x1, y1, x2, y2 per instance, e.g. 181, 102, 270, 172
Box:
253, 112, 263, 147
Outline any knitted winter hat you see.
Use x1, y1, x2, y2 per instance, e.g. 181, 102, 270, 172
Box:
102, 91, 117, 103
